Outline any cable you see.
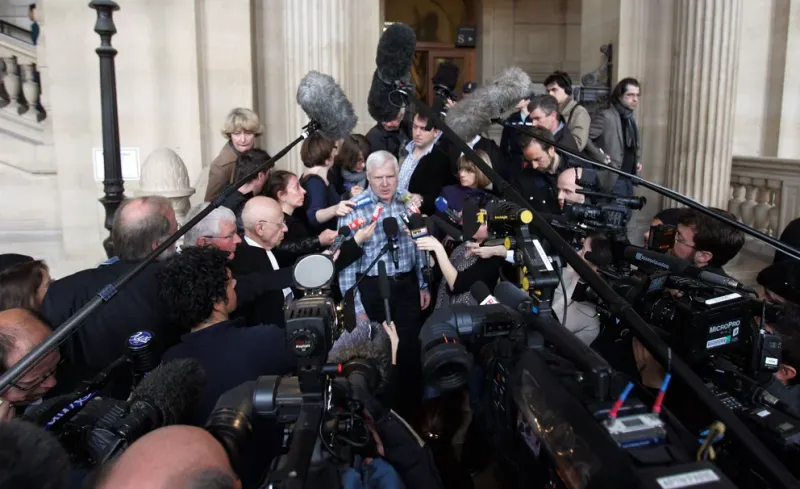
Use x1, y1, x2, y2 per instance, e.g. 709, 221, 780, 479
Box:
608, 381, 635, 419
556, 266, 568, 328
697, 422, 726, 461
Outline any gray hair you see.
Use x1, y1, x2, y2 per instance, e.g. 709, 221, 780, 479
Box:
182, 204, 237, 247
528, 94, 559, 116
111, 196, 173, 261
365, 150, 399, 175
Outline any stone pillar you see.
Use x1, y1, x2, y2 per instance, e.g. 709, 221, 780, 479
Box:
778, 0, 800, 159
257, 0, 381, 176
664, 0, 743, 208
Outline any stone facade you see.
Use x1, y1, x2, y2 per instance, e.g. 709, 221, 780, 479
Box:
1, 0, 799, 278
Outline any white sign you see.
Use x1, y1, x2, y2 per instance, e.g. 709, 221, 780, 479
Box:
93, 147, 141, 181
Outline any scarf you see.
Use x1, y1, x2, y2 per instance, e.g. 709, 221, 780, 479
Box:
341, 167, 367, 189
614, 103, 639, 150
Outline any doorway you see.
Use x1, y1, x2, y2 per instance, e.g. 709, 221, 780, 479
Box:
412, 42, 476, 105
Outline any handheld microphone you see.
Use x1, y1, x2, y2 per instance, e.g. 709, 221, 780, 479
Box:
378, 261, 392, 326
126, 330, 158, 375
447, 66, 533, 142
296, 71, 358, 140
352, 194, 373, 209
434, 196, 461, 224
329, 226, 352, 254
427, 215, 463, 242
470, 281, 499, 305
401, 193, 421, 215
576, 190, 647, 210
367, 23, 416, 124
622, 247, 755, 293
383, 217, 400, 270
409, 214, 433, 284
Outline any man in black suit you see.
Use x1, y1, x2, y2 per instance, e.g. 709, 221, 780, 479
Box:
398, 111, 458, 215
228, 197, 291, 328
528, 94, 581, 159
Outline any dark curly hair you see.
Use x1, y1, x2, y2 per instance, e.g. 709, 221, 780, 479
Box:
157, 247, 231, 332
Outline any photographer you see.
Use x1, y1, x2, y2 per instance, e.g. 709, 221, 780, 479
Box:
552, 234, 611, 345
517, 127, 570, 214
670, 208, 745, 276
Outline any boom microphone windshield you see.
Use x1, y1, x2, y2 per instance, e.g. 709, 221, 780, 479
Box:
296, 71, 358, 140
124, 358, 206, 429
368, 23, 417, 123
447, 66, 533, 141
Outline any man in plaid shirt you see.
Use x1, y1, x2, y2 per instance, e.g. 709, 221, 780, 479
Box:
337, 150, 430, 417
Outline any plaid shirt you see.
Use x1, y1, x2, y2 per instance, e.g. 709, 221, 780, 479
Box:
337, 188, 428, 318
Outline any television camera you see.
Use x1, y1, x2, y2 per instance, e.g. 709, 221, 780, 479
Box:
419, 281, 740, 489
204, 254, 387, 489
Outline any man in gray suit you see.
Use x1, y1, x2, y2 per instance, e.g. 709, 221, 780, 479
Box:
587, 78, 642, 196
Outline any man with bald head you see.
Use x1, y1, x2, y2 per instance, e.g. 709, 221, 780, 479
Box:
41, 196, 180, 387
229, 197, 292, 327
0, 308, 58, 421
96, 425, 241, 489
557, 166, 587, 210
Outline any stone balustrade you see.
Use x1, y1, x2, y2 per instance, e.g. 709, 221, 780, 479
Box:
0, 33, 45, 122
728, 156, 800, 257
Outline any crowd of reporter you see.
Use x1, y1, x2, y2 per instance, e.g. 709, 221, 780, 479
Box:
0, 74, 799, 489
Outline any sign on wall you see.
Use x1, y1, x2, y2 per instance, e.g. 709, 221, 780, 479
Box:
456, 26, 476, 47
92, 148, 141, 181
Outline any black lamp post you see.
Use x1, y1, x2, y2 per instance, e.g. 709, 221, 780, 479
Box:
89, 0, 123, 258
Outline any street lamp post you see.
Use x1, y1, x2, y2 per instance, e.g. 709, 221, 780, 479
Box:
89, 0, 123, 258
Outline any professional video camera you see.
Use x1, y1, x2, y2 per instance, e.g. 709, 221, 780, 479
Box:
419, 281, 740, 489
204, 254, 389, 489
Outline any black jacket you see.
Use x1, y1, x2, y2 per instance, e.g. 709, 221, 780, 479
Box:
408, 147, 459, 216
229, 241, 289, 328
218, 188, 250, 237
366, 122, 411, 160
41, 261, 177, 375
499, 111, 532, 182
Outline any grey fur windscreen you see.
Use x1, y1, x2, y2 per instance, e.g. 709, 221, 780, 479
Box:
328, 326, 393, 394
296, 71, 358, 140
368, 23, 417, 123
447, 66, 533, 142
129, 358, 206, 425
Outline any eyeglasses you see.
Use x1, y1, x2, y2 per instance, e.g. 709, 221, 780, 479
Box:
674, 233, 697, 250
259, 218, 286, 228
11, 357, 63, 392
204, 233, 238, 241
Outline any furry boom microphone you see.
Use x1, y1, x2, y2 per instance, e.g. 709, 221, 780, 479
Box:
328, 328, 393, 395
367, 23, 417, 123
446, 66, 534, 142
296, 71, 358, 140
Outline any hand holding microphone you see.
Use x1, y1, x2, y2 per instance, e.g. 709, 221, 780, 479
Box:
354, 221, 378, 245
335, 200, 356, 217
318, 228, 339, 246
382, 321, 399, 365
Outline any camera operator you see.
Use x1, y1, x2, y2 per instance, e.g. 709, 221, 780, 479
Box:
157, 246, 295, 426
643, 208, 685, 249
517, 127, 571, 214
757, 260, 800, 306
91, 425, 241, 489
670, 208, 745, 276
552, 234, 611, 345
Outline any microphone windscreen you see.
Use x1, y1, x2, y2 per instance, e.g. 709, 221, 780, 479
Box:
382, 217, 399, 239
378, 261, 391, 300
470, 281, 492, 303
376, 23, 416, 83
434, 196, 449, 213
408, 213, 427, 232
328, 329, 393, 393
129, 358, 206, 425
432, 61, 460, 91
494, 281, 531, 311
296, 71, 358, 140
447, 66, 533, 142
0, 420, 70, 489
338, 226, 352, 237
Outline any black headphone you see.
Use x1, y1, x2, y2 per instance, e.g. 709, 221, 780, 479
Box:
551, 71, 573, 96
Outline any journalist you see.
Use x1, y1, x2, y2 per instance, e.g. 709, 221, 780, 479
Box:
670, 208, 745, 276
757, 260, 800, 306
527, 94, 581, 156
0, 254, 52, 311
158, 246, 295, 426
643, 208, 685, 247
41, 196, 178, 376
544, 71, 591, 151
205, 107, 264, 202
218, 148, 272, 237
0, 308, 59, 420
337, 150, 431, 419
517, 127, 570, 214
499, 92, 534, 182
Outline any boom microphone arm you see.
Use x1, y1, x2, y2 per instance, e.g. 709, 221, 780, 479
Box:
401, 89, 798, 489
0, 123, 320, 394
494, 119, 800, 263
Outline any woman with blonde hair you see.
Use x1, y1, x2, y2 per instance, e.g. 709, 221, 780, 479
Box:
204, 108, 267, 202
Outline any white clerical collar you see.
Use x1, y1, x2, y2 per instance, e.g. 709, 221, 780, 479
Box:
244, 235, 265, 249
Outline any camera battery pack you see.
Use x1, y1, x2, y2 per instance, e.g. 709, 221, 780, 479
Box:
605, 413, 666, 448
638, 462, 737, 489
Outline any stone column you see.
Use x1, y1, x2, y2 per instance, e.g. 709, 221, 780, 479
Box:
664, 0, 743, 209
778, 0, 800, 159
257, 0, 381, 176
